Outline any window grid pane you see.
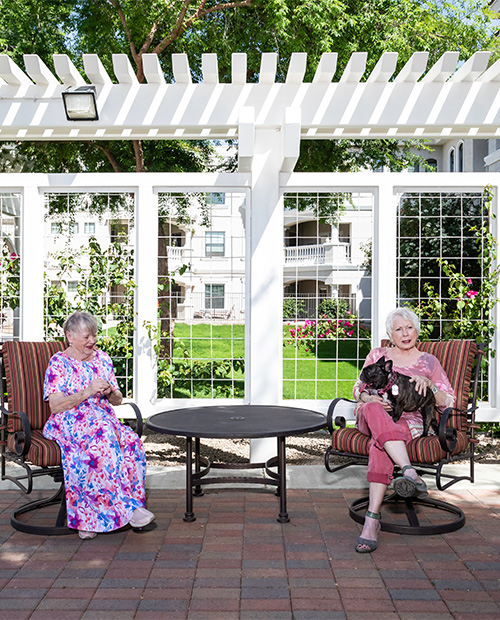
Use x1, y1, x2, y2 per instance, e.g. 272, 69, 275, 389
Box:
283, 191, 373, 400
158, 192, 245, 399
397, 191, 490, 399
44, 192, 135, 396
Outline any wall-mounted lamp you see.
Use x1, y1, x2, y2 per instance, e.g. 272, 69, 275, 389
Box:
62, 85, 99, 121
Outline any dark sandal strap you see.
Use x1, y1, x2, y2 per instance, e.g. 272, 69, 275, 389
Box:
365, 510, 381, 520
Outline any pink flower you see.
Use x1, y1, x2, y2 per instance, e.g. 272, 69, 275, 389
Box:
467, 278, 473, 286
466, 290, 478, 298
347, 330, 354, 337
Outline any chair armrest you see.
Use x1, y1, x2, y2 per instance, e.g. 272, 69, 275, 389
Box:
0, 404, 32, 457
326, 398, 356, 433
118, 402, 143, 438
437, 407, 458, 453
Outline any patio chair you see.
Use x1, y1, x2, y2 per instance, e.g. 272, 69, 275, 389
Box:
0, 340, 143, 535
324, 339, 484, 535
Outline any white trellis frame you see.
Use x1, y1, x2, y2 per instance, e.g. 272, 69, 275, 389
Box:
4, 170, 499, 423
0, 50, 500, 427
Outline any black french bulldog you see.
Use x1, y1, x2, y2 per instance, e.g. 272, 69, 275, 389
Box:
359, 356, 438, 437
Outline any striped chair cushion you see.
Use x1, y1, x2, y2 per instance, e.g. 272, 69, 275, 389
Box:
3, 340, 66, 433
332, 426, 469, 463
381, 339, 477, 431
7, 429, 61, 467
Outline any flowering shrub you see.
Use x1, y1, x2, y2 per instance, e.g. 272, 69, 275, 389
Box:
0, 246, 20, 312
413, 186, 498, 351
286, 312, 367, 353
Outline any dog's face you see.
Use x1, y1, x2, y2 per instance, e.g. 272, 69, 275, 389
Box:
360, 356, 393, 390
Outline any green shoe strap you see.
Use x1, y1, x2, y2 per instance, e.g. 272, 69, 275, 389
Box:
401, 465, 416, 474
365, 510, 381, 520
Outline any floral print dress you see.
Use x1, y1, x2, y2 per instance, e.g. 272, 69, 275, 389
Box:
43, 350, 146, 533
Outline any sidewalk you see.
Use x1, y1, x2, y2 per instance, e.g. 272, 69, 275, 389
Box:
1, 463, 499, 619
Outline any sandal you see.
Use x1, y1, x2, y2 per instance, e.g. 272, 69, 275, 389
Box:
355, 510, 381, 553
393, 465, 428, 498
78, 530, 97, 540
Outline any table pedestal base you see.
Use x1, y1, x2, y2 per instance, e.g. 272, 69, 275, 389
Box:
183, 436, 289, 523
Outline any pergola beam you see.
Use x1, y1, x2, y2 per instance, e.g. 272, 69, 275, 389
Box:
0, 50, 499, 145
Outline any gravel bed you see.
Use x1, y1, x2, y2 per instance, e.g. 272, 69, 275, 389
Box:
143, 427, 500, 467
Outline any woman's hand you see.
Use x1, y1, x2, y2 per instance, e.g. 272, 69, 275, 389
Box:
409, 375, 435, 396
359, 393, 393, 412
88, 378, 112, 397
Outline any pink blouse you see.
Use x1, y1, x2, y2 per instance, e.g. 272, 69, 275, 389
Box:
353, 347, 455, 438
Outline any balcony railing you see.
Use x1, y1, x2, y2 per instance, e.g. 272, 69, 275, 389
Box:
284, 242, 350, 266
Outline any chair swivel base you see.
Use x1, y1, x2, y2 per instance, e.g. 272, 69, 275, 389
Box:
349, 491, 465, 536
11, 483, 72, 536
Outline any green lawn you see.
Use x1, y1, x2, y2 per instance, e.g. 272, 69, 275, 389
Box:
169, 322, 369, 399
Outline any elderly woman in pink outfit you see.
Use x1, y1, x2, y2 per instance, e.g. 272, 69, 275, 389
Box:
43, 311, 155, 540
353, 308, 455, 553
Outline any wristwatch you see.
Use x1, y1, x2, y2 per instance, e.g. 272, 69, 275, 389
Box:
431, 385, 438, 395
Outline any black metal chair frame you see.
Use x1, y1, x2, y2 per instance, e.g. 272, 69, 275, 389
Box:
324, 342, 484, 535
0, 346, 143, 535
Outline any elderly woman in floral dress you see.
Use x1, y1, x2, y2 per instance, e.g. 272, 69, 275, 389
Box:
43, 311, 154, 540
352, 307, 455, 553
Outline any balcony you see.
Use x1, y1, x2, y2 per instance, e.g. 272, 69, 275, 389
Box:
284, 242, 351, 266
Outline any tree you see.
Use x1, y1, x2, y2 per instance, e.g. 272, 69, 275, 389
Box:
1, 0, 498, 174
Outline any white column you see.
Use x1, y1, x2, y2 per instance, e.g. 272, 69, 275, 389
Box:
246, 127, 284, 461
20, 184, 45, 340
372, 180, 398, 346
134, 182, 158, 410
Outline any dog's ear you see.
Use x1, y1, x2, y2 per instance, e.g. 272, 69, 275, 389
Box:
384, 359, 393, 373
376, 356, 386, 367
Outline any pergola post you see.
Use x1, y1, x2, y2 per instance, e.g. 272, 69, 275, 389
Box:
133, 181, 158, 406
20, 184, 44, 340
247, 127, 285, 461
372, 181, 398, 346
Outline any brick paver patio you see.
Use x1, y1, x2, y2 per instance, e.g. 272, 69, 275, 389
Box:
1, 486, 499, 619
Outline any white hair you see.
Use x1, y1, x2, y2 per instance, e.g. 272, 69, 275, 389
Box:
386, 307, 420, 339
63, 311, 98, 338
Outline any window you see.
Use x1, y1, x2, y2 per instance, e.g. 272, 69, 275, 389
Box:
458, 142, 464, 173
426, 158, 438, 171
84, 222, 95, 234
51, 223, 62, 234
449, 147, 455, 172
205, 284, 225, 309
69, 222, 79, 235
207, 192, 225, 205
205, 231, 225, 257
68, 281, 78, 293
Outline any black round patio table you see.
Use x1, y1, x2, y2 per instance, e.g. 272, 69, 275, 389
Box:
146, 405, 326, 523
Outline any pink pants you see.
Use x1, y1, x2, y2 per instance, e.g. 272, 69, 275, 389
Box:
356, 402, 413, 485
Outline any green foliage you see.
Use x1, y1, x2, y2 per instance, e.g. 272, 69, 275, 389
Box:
296, 139, 432, 173
0, 246, 20, 312
410, 186, 498, 352
317, 297, 351, 320
45, 232, 136, 395
286, 312, 370, 354
145, 322, 245, 398
1, 0, 498, 174
283, 297, 306, 320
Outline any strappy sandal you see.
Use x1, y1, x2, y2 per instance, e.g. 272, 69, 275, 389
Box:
393, 465, 428, 498
355, 510, 381, 553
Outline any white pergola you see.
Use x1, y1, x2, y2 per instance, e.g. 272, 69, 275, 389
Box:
1, 50, 499, 431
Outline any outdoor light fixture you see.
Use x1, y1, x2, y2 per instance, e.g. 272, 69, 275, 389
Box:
62, 85, 99, 121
